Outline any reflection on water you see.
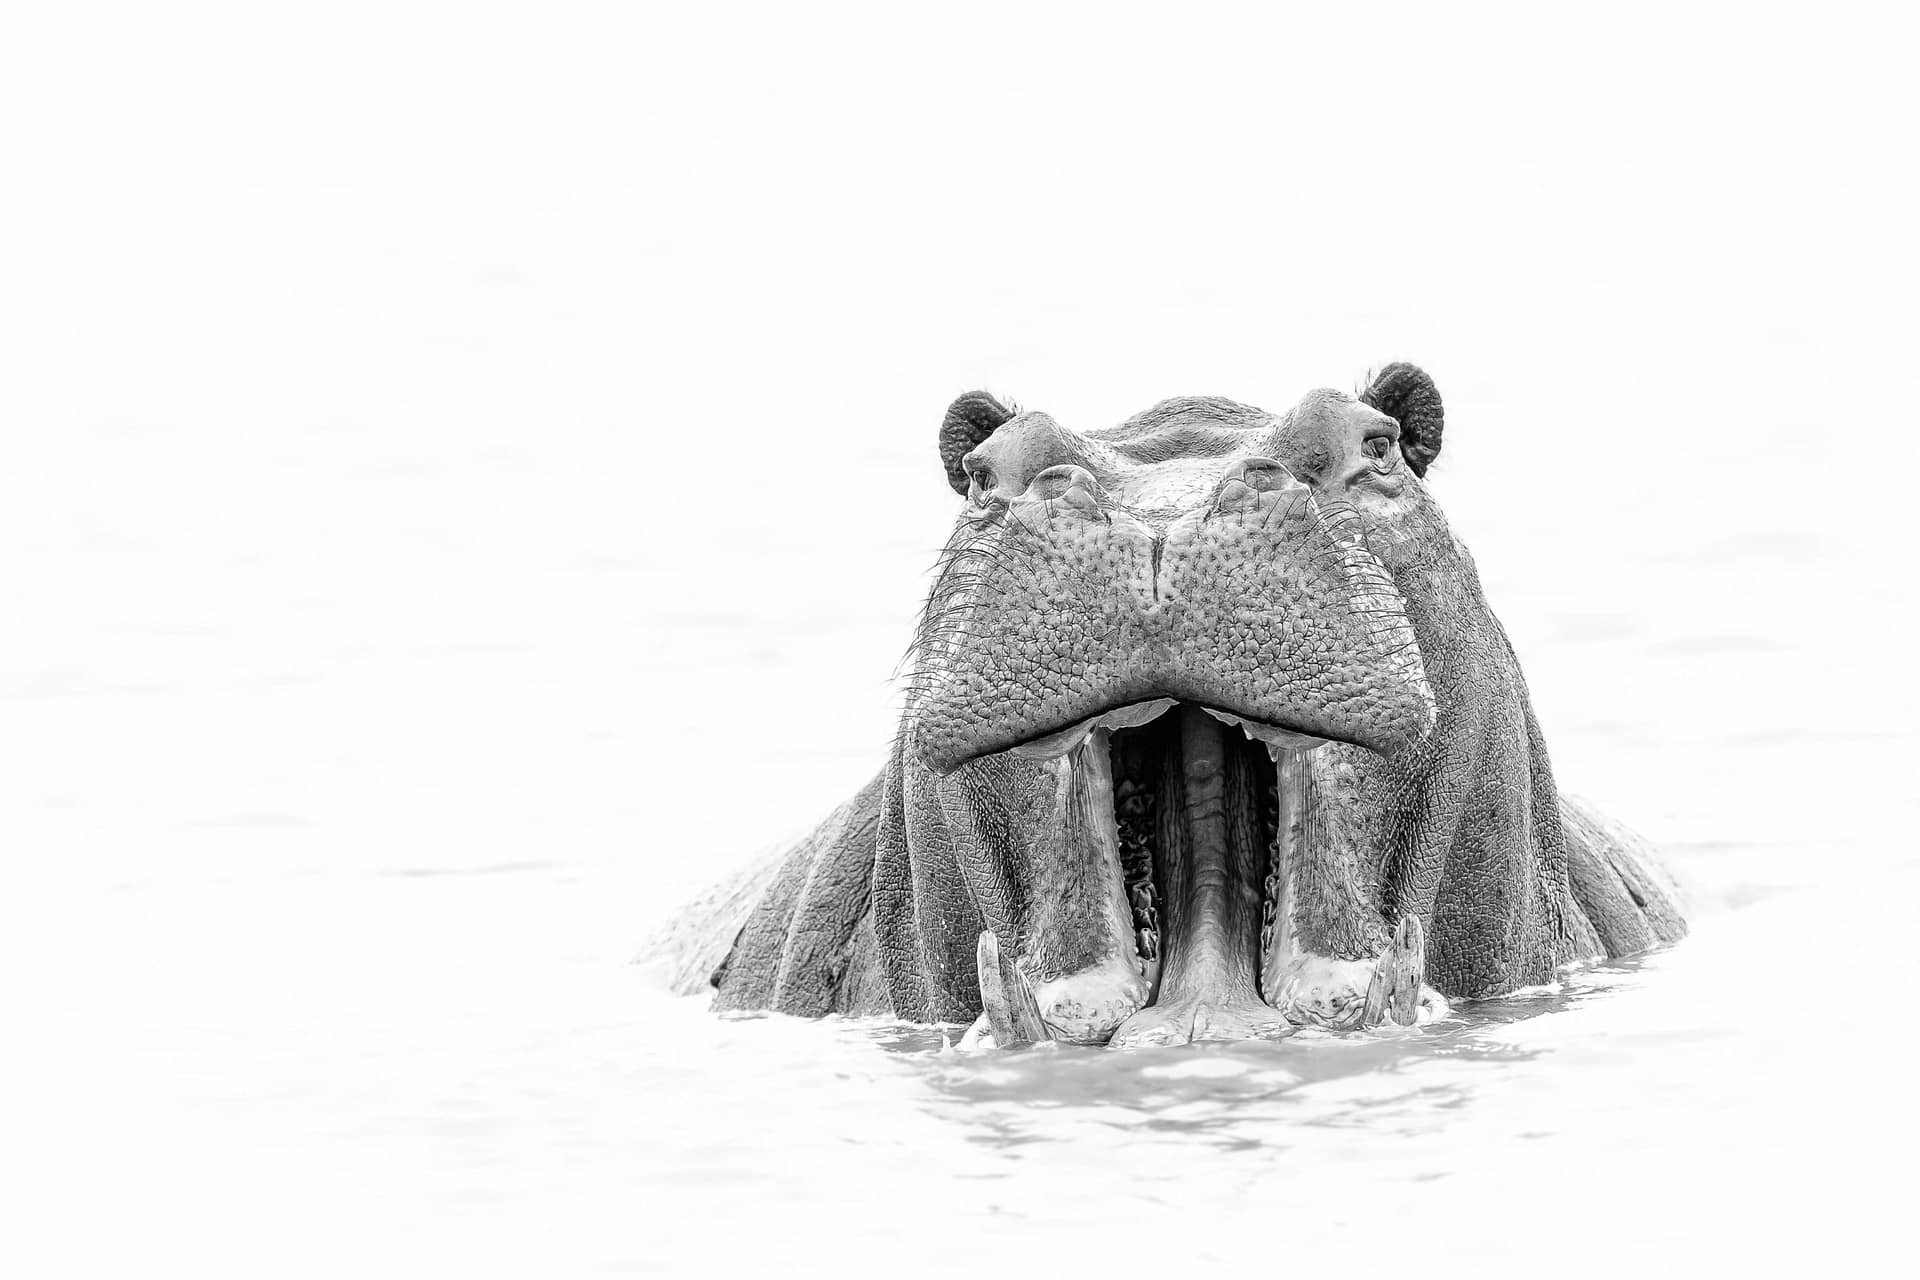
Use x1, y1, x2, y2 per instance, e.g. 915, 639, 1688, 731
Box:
728, 965, 1648, 1155
631, 879, 1913, 1271
920, 1030, 1538, 1149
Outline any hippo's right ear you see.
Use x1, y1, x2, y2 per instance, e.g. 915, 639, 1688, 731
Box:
1359, 363, 1444, 477
938, 391, 1016, 495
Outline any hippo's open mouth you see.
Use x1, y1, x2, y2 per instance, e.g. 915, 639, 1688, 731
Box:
975, 696, 1352, 1047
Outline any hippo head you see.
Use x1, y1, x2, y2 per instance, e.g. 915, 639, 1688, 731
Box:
898, 365, 1455, 1046
910, 374, 1441, 773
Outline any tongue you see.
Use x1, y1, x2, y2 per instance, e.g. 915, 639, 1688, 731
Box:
1110, 706, 1287, 1046
1158, 705, 1267, 1007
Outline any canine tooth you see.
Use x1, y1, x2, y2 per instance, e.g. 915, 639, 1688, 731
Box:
976, 930, 1050, 1048
1360, 914, 1429, 1027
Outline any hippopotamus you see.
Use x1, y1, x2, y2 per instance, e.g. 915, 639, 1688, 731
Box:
651, 364, 1686, 1048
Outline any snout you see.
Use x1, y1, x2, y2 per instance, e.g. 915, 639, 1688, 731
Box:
906, 464, 1434, 776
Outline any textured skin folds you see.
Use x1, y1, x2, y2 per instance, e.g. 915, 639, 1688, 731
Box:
649, 366, 1687, 1034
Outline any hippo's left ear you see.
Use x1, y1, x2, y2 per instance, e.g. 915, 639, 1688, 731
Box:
938, 391, 1016, 495
1360, 363, 1444, 477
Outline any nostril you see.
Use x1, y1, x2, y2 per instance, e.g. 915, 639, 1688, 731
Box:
1227, 456, 1302, 492
1211, 456, 1309, 518
1028, 464, 1100, 502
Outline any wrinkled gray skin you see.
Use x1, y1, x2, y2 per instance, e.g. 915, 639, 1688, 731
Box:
648, 365, 1686, 1048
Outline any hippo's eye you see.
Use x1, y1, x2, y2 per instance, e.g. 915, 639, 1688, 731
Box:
1364, 435, 1398, 463
968, 466, 997, 501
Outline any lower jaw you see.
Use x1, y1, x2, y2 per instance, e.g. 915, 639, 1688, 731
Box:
1020, 702, 1310, 1048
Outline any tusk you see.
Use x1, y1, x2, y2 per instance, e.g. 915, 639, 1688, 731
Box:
975, 930, 1050, 1048
1361, 914, 1428, 1026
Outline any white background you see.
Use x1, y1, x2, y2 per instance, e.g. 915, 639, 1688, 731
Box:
3, 3, 1917, 1275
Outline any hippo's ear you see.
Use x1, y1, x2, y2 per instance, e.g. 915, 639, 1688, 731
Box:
939, 391, 1016, 495
1359, 363, 1444, 477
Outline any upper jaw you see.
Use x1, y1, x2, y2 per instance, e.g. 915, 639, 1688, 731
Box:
912, 686, 1424, 777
